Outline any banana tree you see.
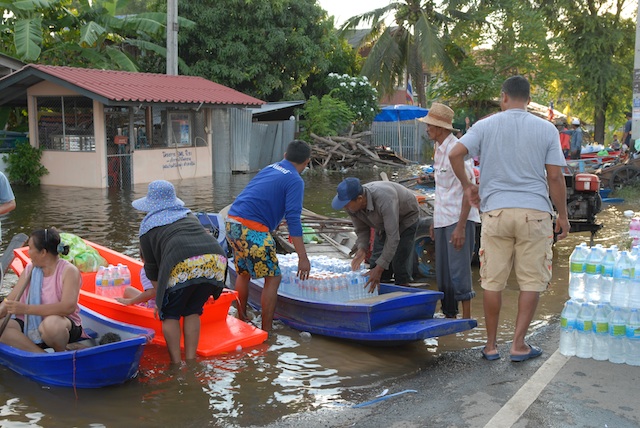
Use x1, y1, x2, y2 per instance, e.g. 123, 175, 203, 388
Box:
0, 0, 193, 71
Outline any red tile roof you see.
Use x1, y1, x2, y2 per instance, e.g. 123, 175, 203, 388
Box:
28, 64, 264, 106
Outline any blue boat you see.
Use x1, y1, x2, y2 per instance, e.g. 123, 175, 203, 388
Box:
0, 305, 154, 388
227, 264, 476, 345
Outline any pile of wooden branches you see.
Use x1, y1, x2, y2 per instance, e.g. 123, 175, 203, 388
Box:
309, 132, 411, 171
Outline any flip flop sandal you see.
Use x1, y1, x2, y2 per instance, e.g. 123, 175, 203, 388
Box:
510, 344, 543, 362
481, 346, 500, 361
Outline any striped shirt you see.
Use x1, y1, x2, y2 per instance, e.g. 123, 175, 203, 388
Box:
433, 134, 480, 228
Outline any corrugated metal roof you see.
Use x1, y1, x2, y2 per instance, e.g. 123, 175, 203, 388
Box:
0, 64, 264, 107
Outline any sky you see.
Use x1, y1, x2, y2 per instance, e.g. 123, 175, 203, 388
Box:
317, 0, 392, 27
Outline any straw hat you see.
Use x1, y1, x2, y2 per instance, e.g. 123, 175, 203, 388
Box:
419, 103, 455, 131
132, 180, 184, 212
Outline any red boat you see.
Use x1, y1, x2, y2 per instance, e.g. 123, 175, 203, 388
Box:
12, 240, 268, 357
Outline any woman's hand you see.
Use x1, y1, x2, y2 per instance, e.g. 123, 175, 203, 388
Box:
3, 299, 26, 315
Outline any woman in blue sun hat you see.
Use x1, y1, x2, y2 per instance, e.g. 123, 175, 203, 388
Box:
132, 180, 226, 364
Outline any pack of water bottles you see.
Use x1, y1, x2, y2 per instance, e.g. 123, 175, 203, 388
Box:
277, 254, 373, 302
95, 264, 131, 298
560, 242, 640, 365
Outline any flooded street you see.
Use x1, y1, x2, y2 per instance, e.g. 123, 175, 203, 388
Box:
0, 170, 634, 427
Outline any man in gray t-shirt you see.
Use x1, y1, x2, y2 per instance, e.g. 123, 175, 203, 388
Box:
449, 76, 570, 363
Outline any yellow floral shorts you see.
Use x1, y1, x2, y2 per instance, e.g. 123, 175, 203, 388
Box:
167, 253, 227, 290
225, 221, 280, 278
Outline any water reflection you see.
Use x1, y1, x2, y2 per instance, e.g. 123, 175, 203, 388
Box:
0, 171, 634, 426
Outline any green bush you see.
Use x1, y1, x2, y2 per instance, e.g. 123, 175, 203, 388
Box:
2, 142, 49, 186
299, 95, 355, 141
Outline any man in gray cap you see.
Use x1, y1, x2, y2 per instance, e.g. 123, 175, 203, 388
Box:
332, 177, 419, 291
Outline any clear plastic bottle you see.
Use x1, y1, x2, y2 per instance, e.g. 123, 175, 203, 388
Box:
608, 306, 628, 364
114, 264, 124, 287
629, 254, 640, 309
592, 303, 610, 361
95, 266, 106, 296
584, 247, 603, 303
122, 264, 131, 287
612, 251, 633, 308
575, 302, 594, 358
599, 248, 616, 304
568, 243, 588, 301
625, 308, 640, 366
559, 299, 579, 356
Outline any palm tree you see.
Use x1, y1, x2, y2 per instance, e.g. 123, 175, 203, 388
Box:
341, 0, 478, 107
1, 0, 193, 71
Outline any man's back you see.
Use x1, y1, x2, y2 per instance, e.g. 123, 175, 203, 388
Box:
229, 160, 304, 233
460, 109, 565, 213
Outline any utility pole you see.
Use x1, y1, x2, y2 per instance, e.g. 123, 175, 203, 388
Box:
166, 0, 178, 75
633, 0, 640, 145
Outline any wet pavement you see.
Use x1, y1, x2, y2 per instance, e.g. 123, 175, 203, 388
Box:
260, 321, 640, 428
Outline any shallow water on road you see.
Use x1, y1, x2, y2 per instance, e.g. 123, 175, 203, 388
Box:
0, 171, 633, 427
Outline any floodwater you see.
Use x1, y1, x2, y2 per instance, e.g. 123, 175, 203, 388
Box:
0, 169, 633, 427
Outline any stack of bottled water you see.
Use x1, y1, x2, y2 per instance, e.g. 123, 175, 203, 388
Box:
277, 254, 373, 302
95, 263, 131, 298
559, 243, 640, 365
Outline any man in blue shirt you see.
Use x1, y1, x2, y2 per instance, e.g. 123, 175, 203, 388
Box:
568, 118, 583, 159
226, 140, 311, 331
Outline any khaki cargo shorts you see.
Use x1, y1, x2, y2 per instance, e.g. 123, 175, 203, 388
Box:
479, 208, 553, 292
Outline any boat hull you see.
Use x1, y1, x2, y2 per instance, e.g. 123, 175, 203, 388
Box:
228, 264, 476, 344
13, 241, 268, 357
0, 305, 153, 388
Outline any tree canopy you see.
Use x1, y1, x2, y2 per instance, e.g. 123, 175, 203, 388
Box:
174, 0, 341, 102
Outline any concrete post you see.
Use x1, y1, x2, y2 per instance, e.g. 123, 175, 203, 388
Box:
166, 0, 178, 75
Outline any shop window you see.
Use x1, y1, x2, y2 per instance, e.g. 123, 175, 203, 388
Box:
36, 96, 95, 151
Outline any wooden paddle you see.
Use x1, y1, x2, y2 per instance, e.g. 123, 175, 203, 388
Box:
0, 268, 31, 339
0, 233, 31, 338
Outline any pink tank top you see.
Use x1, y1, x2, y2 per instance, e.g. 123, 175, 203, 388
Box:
19, 259, 82, 326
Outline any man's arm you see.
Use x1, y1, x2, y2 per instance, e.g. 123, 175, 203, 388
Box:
546, 164, 570, 240
449, 142, 479, 208
0, 199, 15, 215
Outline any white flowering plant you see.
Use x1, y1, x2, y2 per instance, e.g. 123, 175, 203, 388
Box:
326, 73, 379, 126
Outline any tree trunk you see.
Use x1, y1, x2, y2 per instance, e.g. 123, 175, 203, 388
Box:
593, 100, 607, 145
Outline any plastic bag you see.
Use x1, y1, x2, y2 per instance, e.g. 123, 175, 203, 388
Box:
59, 232, 108, 272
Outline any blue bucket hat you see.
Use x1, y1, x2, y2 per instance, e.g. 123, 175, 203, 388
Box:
332, 177, 363, 210
132, 180, 184, 212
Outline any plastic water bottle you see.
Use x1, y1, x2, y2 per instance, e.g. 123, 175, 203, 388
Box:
629, 254, 640, 309
592, 303, 610, 361
625, 308, 640, 366
599, 248, 616, 304
568, 244, 588, 301
584, 247, 603, 303
575, 302, 594, 358
608, 306, 628, 364
122, 264, 131, 286
612, 251, 633, 308
113, 264, 124, 287
95, 266, 105, 295
559, 299, 579, 356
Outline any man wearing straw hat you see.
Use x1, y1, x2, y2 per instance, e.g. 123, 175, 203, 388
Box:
419, 103, 480, 320
449, 75, 569, 362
